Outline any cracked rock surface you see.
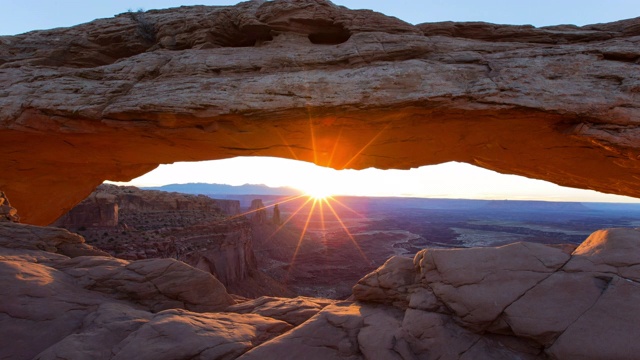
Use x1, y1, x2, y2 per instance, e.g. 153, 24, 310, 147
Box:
1, 0, 640, 224
354, 227, 640, 359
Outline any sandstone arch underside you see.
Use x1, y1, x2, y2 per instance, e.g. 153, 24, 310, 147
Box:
1, 0, 640, 225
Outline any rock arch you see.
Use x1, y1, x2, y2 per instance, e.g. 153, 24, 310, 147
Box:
1, 0, 639, 224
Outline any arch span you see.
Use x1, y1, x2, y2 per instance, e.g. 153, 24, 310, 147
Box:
1, 0, 639, 224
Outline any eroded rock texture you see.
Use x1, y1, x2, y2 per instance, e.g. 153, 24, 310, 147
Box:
53, 184, 291, 298
1, 0, 639, 224
0, 221, 240, 359
352, 228, 640, 359
2, 189, 640, 359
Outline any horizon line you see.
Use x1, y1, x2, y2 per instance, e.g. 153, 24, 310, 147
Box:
104, 181, 640, 205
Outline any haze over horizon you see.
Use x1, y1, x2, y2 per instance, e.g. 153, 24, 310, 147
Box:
5, 1, 640, 203
112, 159, 640, 204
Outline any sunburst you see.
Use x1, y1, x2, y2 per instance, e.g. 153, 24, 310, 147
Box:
233, 92, 389, 285
304, 187, 334, 200
254, 193, 372, 284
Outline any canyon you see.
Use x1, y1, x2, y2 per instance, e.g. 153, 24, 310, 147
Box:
57, 185, 640, 302
54, 184, 290, 297
3, 192, 640, 359
2, 0, 640, 358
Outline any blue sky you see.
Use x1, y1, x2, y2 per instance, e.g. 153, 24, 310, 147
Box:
2, 1, 639, 35
3, 1, 640, 202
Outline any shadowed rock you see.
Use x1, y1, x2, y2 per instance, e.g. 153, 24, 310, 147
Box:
0, 221, 110, 257
3, 207, 640, 359
0, 216, 237, 359
249, 199, 268, 224
0, 191, 19, 223
272, 204, 281, 225
2, 0, 640, 358
353, 228, 640, 359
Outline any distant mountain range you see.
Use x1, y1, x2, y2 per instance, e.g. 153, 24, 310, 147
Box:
141, 183, 304, 196
481, 200, 593, 212
140, 183, 640, 213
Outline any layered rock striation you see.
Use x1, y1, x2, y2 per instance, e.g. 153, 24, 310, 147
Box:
1, 0, 639, 224
54, 190, 119, 228
53, 185, 290, 297
54, 184, 232, 230
248, 199, 268, 224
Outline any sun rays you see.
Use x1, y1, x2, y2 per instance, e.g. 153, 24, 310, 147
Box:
264, 105, 390, 280
213, 98, 393, 282
255, 193, 372, 282
222, 186, 372, 284
303, 185, 334, 200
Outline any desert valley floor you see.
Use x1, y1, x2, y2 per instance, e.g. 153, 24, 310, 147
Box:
70, 187, 640, 299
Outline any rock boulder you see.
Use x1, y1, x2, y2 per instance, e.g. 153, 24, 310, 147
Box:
353, 228, 640, 359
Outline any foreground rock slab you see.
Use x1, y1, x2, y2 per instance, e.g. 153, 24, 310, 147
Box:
3, 219, 640, 359
2, 0, 640, 224
0, 221, 236, 359
354, 227, 640, 359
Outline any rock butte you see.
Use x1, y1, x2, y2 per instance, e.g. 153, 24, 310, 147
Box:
1, 0, 639, 225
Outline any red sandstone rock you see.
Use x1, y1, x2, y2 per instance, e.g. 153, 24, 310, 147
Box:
352, 255, 418, 308
57, 185, 252, 283
54, 191, 118, 228
101, 310, 291, 360
1, 0, 640, 358
55, 256, 234, 312
563, 227, 640, 280
546, 276, 640, 360
55, 185, 293, 298
0, 191, 19, 222
415, 242, 570, 331
1, 0, 639, 224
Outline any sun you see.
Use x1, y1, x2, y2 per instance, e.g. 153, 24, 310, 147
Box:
305, 187, 333, 200
303, 184, 334, 200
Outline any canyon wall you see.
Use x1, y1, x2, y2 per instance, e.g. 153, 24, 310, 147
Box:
214, 199, 242, 216
1, 0, 639, 224
55, 185, 263, 291
54, 191, 119, 228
